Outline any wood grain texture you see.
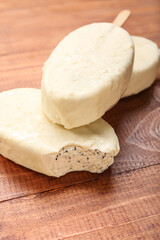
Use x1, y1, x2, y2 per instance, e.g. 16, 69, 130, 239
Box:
0, 0, 160, 239
1, 165, 160, 239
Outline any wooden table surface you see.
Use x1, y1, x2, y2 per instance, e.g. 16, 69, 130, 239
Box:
0, 0, 160, 239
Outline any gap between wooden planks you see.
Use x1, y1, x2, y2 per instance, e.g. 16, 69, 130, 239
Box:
1, 164, 160, 239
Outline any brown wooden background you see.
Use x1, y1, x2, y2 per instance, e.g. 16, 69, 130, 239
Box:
0, 0, 160, 239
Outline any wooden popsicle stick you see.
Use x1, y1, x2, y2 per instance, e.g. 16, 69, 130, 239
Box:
113, 10, 131, 27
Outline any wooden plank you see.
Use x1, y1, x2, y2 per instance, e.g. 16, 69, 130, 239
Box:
0, 49, 49, 72
0, 65, 41, 91
63, 215, 160, 240
1, 165, 160, 239
0, 0, 159, 56
0, 81, 160, 202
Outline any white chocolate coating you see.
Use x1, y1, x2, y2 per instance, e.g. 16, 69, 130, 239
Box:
123, 36, 160, 97
0, 88, 119, 177
42, 22, 134, 129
